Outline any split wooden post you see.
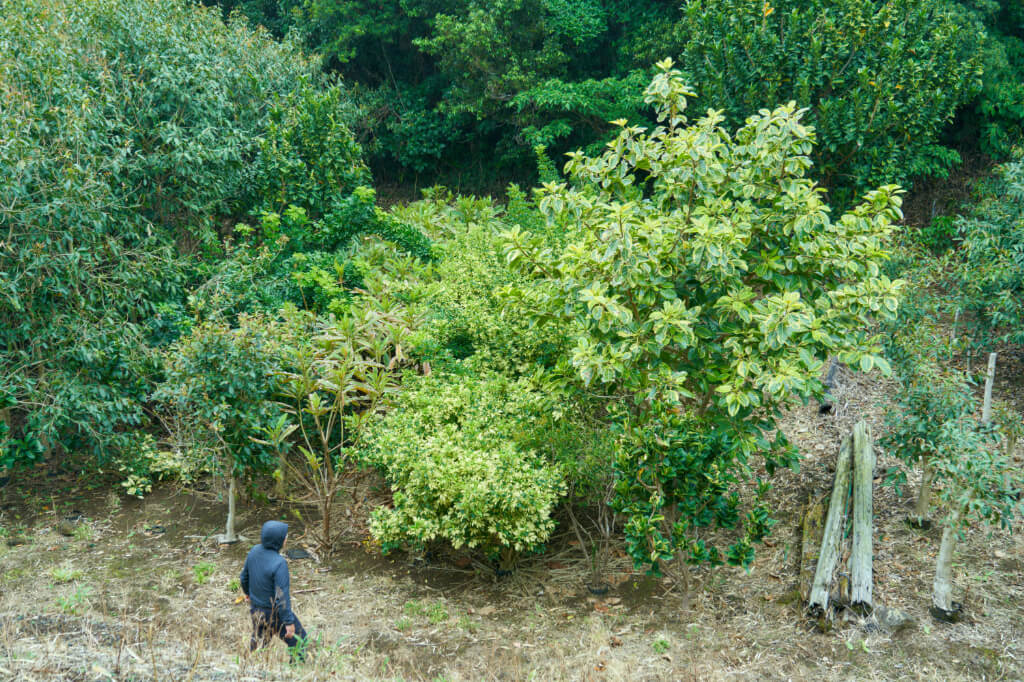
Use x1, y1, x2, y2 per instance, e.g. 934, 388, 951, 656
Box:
808, 432, 854, 614
850, 420, 875, 610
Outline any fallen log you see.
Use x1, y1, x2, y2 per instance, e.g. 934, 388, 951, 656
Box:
850, 420, 875, 611
808, 432, 853, 615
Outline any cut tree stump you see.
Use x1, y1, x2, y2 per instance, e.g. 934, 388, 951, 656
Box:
850, 420, 875, 611
808, 432, 854, 615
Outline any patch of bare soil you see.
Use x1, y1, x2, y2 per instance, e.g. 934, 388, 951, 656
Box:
1, 369, 1021, 681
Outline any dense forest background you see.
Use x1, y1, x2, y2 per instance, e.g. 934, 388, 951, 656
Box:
1, 0, 1022, 597
213, 0, 1024, 199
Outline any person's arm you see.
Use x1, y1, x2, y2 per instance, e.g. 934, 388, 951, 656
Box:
240, 558, 250, 601
273, 561, 295, 626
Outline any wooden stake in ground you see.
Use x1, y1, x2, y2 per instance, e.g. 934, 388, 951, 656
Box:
850, 421, 875, 611
808, 432, 853, 615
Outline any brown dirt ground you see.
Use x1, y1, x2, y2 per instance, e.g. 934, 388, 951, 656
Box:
0, 367, 1021, 681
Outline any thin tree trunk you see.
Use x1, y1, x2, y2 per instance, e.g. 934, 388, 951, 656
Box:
322, 492, 331, 551
850, 421, 874, 610
949, 308, 959, 359
225, 475, 238, 543
982, 352, 997, 424
933, 504, 964, 613
914, 464, 935, 524
809, 433, 854, 614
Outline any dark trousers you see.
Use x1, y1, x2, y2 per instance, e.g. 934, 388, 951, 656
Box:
249, 606, 307, 659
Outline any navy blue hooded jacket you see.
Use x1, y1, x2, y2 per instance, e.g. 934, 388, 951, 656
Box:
240, 521, 295, 625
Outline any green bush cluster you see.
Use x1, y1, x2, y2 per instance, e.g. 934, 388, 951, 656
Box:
363, 373, 566, 560
153, 317, 286, 482
7, 0, 1021, 588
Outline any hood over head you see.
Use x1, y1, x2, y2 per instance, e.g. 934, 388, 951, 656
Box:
260, 520, 288, 552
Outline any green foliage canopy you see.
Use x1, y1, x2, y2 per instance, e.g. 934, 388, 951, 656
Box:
153, 317, 285, 479
671, 0, 983, 204
503, 62, 905, 571
219, 0, 1017, 200
0, 0, 368, 470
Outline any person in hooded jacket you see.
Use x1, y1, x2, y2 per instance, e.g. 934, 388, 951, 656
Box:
240, 521, 308, 659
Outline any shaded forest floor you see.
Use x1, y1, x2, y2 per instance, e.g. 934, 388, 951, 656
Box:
1, 366, 1022, 681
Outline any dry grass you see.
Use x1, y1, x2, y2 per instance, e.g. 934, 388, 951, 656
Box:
1, 369, 1022, 681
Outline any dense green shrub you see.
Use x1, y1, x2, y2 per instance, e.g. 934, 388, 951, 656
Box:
268, 300, 419, 552
363, 373, 566, 562
881, 363, 975, 520
952, 0, 1024, 157
503, 62, 905, 573
381, 192, 568, 372
153, 317, 284, 480
247, 86, 369, 223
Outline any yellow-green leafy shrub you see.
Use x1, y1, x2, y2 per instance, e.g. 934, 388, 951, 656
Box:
363, 373, 566, 561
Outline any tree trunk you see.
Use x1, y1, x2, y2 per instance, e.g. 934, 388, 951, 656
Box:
914, 464, 935, 524
933, 504, 964, 614
224, 475, 238, 543
949, 308, 959, 358
808, 432, 854, 614
982, 352, 997, 425
850, 421, 874, 610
